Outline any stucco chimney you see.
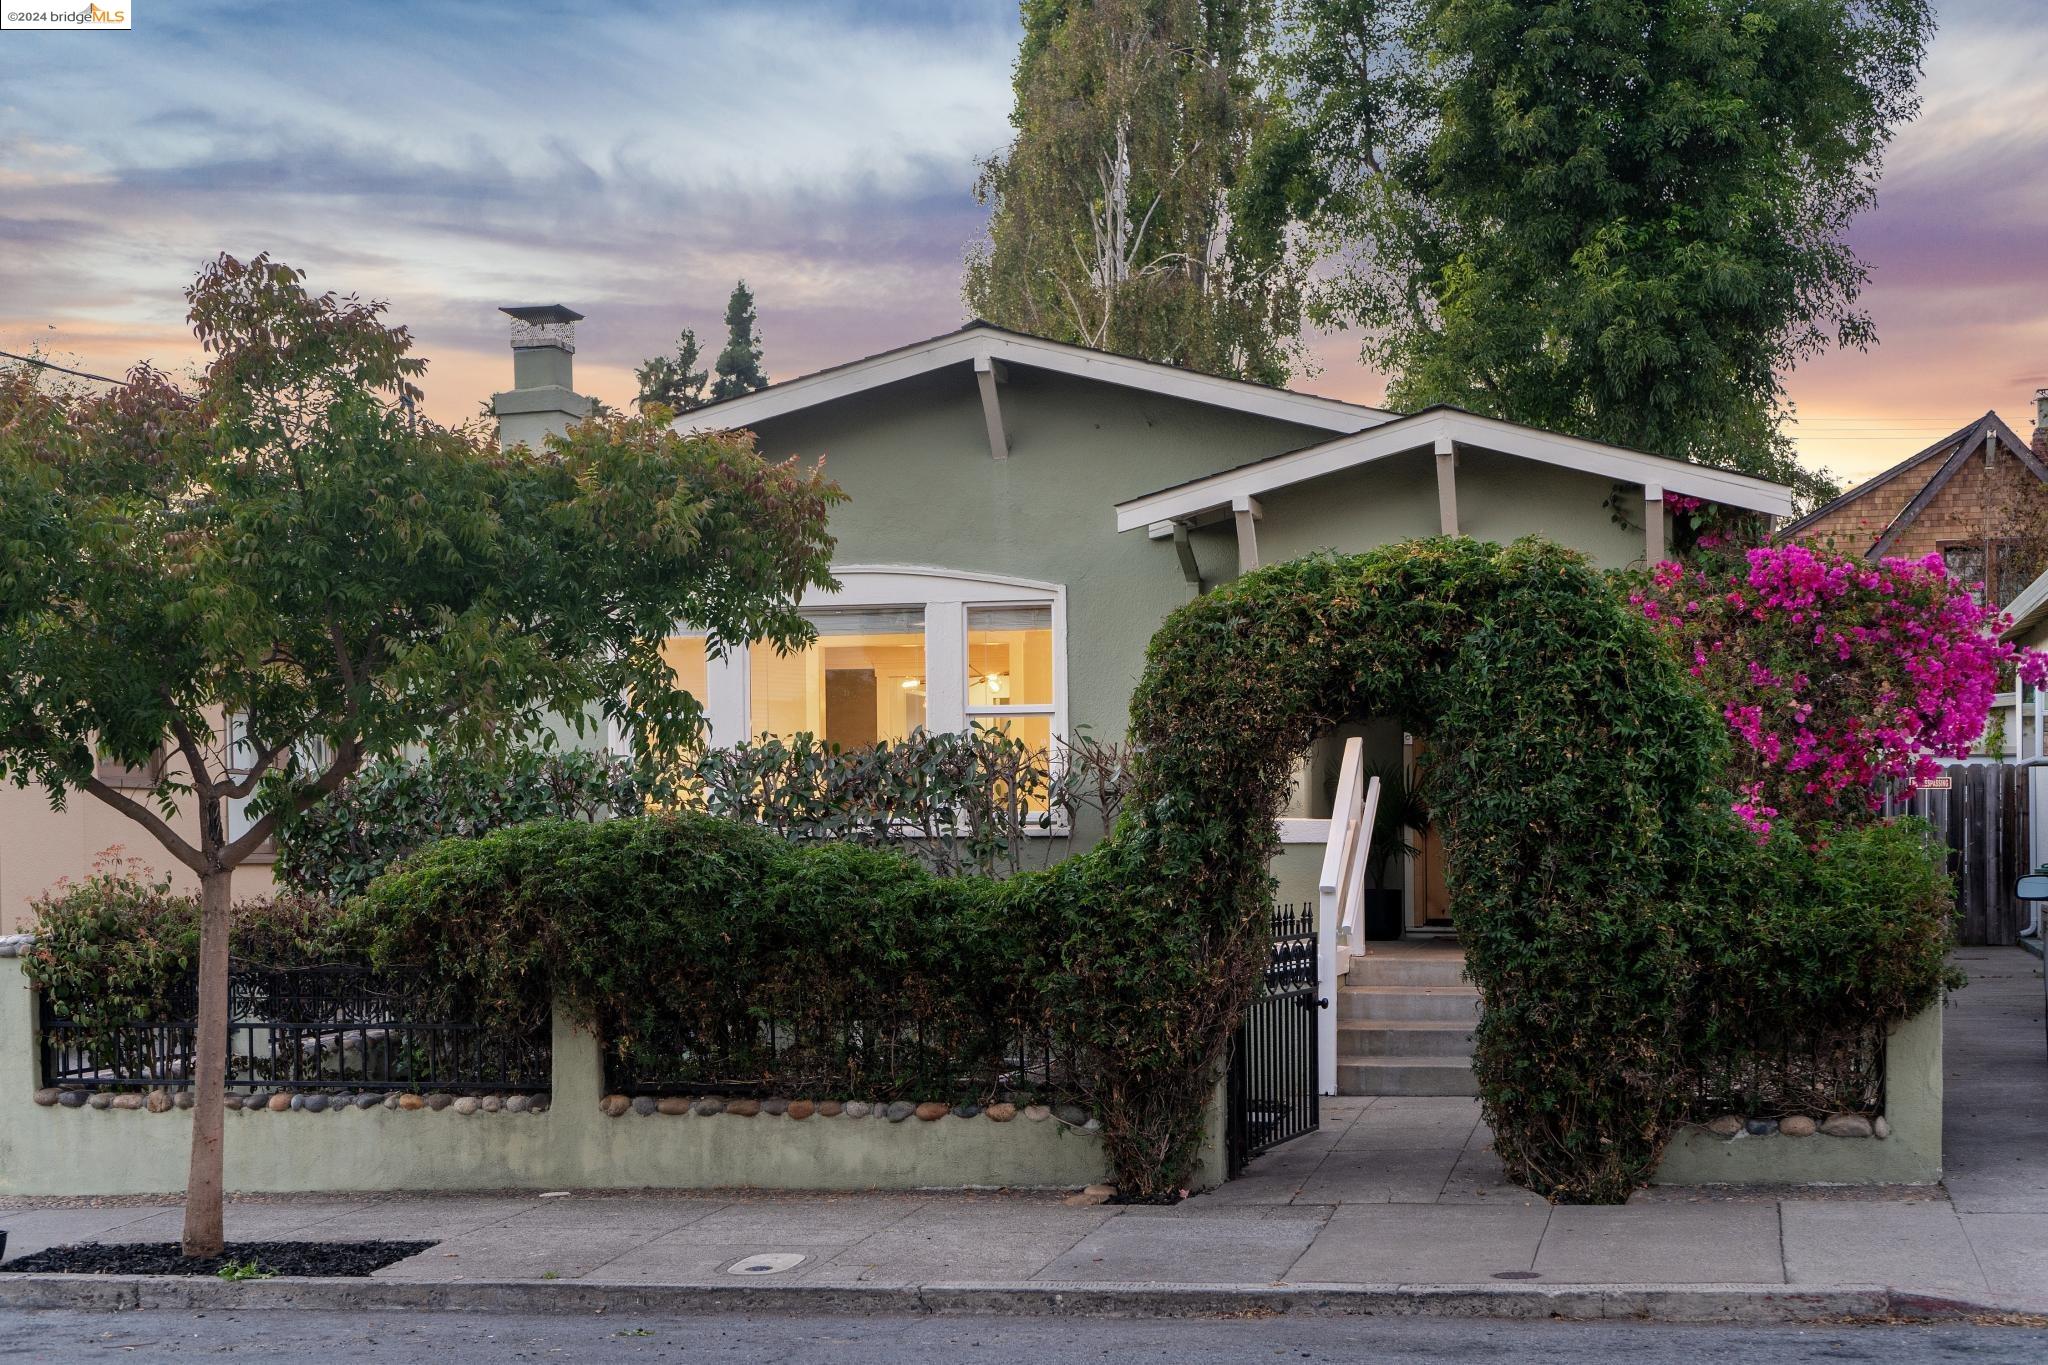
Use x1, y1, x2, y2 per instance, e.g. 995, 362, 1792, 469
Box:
2035, 387, 2048, 462
491, 304, 594, 450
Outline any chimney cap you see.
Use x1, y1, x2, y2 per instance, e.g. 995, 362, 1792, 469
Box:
500, 304, 585, 326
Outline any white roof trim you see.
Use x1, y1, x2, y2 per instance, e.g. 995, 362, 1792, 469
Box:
1113, 409, 1796, 532
2002, 565, 2048, 641
677, 327, 1396, 436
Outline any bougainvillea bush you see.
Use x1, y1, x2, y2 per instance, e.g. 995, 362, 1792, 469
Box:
1635, 542, 2048, 836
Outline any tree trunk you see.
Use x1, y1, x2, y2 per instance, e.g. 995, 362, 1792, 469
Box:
180, 867, 233, 1258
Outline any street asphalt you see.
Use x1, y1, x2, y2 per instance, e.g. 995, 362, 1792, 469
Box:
2, 1308, 2046, 1363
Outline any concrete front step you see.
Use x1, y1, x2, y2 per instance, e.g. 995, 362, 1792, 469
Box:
1338, 1019, 1476, 1058
1336, 984, 1483, 1023
1337, 1055, 1480, 1097
1343, 952, 1469, 989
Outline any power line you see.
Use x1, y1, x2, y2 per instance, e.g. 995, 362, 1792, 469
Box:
0, 350, 131, 387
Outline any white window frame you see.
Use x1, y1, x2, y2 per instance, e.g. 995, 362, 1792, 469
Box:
638, 566, 1068, 757
962, 601, 1058, 742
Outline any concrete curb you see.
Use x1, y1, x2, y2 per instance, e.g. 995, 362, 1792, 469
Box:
0, 1273, 2012, 1323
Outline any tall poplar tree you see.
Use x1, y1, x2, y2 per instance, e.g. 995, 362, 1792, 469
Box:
966, 0, 1306, 386
1272, 0, 1931, 499
712, 280, 769, 401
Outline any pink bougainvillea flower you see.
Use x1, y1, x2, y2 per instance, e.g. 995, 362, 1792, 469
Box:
1638, 542, 2048, 837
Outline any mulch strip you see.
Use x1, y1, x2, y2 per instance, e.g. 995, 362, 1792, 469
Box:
3, 1240, 433, 1278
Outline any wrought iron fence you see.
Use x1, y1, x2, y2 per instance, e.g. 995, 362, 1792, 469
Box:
601, 996, 1085, 1105
1227, 904, 1323, 1175
1687, 1021, 1886, 1120
37, 960, 550, 1094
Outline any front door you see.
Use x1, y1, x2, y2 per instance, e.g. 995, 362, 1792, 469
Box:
1403, 734, 1452, 931
1410, 824, 1452, 930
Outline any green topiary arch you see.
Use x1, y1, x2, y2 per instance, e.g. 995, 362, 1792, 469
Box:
1044, 536, 1730, 1203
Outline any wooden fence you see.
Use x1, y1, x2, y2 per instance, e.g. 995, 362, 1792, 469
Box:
1887, 763, 2031, 946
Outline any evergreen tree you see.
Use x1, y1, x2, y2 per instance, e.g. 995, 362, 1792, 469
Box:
965, 0, 1306, 386
1272, 0, 1929, 503
635, 328, 710, 415
712, 281, 769, 401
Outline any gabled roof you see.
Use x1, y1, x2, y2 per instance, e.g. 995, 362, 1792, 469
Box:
677, 320, 1398, 435
1777, 412, 2047, 552
1113, 406, 1797, 532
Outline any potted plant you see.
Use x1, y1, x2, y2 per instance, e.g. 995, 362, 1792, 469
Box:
1360, 760, 1429, 941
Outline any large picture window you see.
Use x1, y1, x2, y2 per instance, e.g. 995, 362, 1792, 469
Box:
656, 568, 1065, 757
750, 607, 926, 748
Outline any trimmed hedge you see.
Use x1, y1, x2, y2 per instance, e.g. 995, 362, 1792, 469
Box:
274, 748, 648, 903
353, 537, 1743, 1198
349, 812, 1074, 1104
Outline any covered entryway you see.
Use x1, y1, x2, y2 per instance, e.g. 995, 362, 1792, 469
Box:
1309, 735, 1477, 1096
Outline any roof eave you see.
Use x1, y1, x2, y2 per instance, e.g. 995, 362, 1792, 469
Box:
1113, 409, 1797, 532
675, 324, 1398, 436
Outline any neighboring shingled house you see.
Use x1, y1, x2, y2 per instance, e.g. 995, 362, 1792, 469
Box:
1779, 394, 2048, 607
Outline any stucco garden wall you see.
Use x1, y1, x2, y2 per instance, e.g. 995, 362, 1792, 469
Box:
0, 955, 1195, 1198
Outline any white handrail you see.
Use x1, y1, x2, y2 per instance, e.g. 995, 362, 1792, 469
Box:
1349, 773, 1382, 946
1315, 738, 1380, 1095
1318, 738, 1364, 919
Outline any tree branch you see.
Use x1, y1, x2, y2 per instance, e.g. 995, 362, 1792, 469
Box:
218, 738, 362, 868
80, 776, 208, 877
219, 739, 289, 800
164, 707, 218, 800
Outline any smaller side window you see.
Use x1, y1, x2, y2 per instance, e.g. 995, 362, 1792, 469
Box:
965, 602, 1056, 757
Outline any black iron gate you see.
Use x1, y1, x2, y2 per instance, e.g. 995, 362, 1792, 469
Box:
1226, 904, 1323, 1176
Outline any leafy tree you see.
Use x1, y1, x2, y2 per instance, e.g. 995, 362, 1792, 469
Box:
1272, 0, 1929, 502
965, 0, 1306, 385
0, 253, 840, 1257
711, 280, 769, 401
635, 327, 710, 415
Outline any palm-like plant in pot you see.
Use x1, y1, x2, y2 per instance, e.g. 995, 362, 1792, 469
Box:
1359, 760, 1430, 941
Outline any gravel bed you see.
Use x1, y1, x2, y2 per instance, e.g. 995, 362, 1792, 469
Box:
3, 1240, 433, 1277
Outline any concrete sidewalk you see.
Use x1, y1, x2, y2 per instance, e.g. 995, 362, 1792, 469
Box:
1, 948, 2041, 1321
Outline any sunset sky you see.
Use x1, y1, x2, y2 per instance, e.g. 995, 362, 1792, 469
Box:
2, 0, 2042, 484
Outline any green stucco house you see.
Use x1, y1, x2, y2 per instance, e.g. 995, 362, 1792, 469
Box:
499, 310, 1795, 917
495, 310, 1796, 1095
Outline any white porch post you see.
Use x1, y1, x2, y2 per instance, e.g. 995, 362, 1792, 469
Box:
1232, 495, 1261, 576
1644, 483, 1667, 564
1434, 436, 1458, 536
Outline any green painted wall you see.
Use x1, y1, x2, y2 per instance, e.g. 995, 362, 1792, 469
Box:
1251, 448, 1642, 573
751, 370, 1648, 749
751, 366, 1332, 744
